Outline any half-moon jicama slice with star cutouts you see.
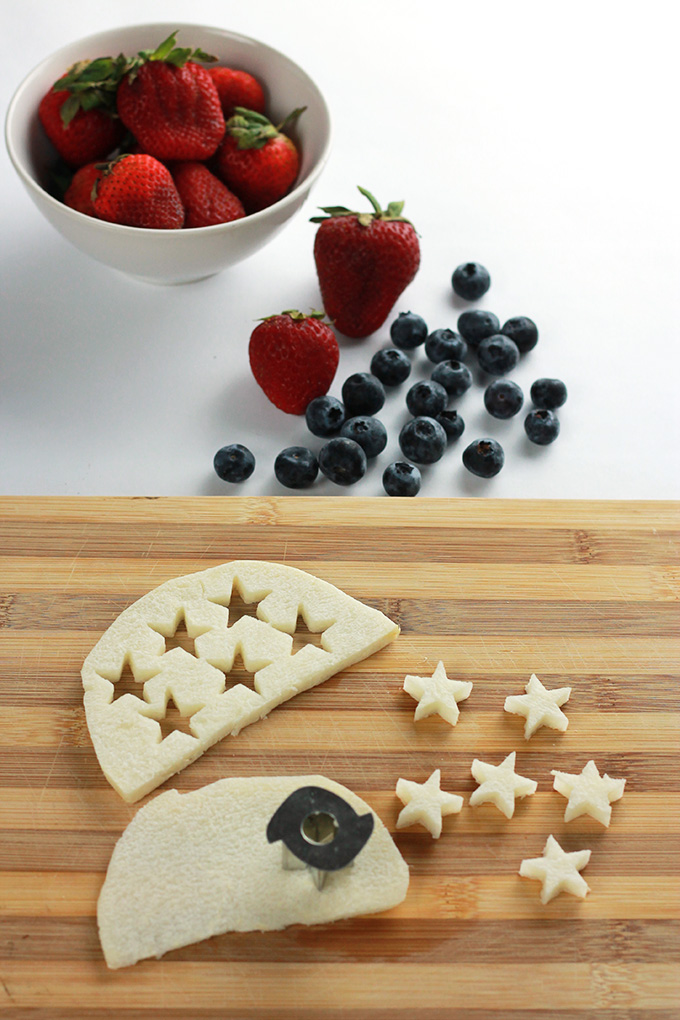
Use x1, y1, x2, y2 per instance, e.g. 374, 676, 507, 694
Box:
82, 561, 399, 802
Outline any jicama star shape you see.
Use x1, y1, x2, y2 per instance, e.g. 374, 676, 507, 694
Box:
504, 673, 572, 739
395, 768, 463, 839
519, 834, 591, 903
469, 751, 537, 819
403, 661, 473, 726
551, 759, 626, 827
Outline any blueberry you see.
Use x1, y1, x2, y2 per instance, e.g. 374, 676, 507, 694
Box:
524, 409, 561, 444
436, 409, 465, 442
477, 334, 520, 376
305, 395, 346, 437
462, 438, 505, 478
424, 328, 468, 364
502, 315, 538, 353
457, 310, 500, 346
390, 311, 428, 349
213, 444, 255, 483
530, 377, 567, 409
318, 437, 367, 485
405, 379, 448, 418
431, 359, 473, 397
341, 372, 386, 416
274, 446, 319, 488
484, 379, 524, 419
399, 416, 448, 464
340, 416, 388, 458
383, 461, 422, 497
370, 347, 412, 386
451, 262, 491, 301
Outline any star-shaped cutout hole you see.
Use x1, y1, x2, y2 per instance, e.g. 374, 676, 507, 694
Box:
150, 612, 200, 658
551, 759, 626, 827
289, 613, 326, 655
222, 588, 264, 627
403, 661, 472, 726
157, 696, 197, 741
224, 649, 259, 694
469, 751, 537, 819
395, 768, 463, 839
504, 673, 572, 739
108, 659, 147, 705
519, 834, 591, 903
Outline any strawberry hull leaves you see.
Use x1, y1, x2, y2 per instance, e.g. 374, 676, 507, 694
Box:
312, 187, 421, 339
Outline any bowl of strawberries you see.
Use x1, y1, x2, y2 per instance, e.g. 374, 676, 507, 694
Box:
5, 22, 331, 283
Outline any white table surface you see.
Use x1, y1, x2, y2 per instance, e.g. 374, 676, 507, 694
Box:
2, 0, 679, 499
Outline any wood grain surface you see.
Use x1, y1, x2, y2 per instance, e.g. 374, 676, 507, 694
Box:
0, 496, 678, 1019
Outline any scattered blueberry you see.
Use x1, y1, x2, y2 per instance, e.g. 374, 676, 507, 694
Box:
383, 461, 422, 496
530, 377, 568, 409
318, 437, 368, 485
370, 347, 412, 386
340, 416, 388, 458
457, 309, 501, 346
406, 379, 448, 418
274, 446, 319, 488
524, 409, 561, 444
424, 328, 468, 364
462, 438, 505, 478
213, 444, 255, 483
399, 416, 448, 464
431, 359, 473, 397
390, 311, 428, 349
484, 379, 524, 419
502, 315, 538, 353
341, 372, 386, 416
437, 409, 465, 442
305, 395, 345, 437
451, 262, 491, 301
477, 334, 520, 376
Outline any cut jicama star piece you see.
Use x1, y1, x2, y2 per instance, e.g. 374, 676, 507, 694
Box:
469, 751, 538, 819
395, 769, 463, 839
551, 759, 626, 827
519, 834, 591, 903
504, 673, 572, 739
403, 661, 472, 726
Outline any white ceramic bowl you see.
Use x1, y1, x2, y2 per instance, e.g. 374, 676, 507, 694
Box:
5, 22, 331, 284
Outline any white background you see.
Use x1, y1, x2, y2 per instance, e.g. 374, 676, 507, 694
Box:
2, 0, 679, 498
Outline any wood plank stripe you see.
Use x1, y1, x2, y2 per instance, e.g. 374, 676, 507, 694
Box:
0, 959, 678, 1010
2, 874, 678, 922
2, 790, 677, 835
1, 707, 676, 753
1, 633, 678, 673
2, 558, 677, 601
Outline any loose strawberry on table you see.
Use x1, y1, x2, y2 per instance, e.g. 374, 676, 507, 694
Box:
170, 162, 245, 228
248, 310, 339, 415
93, 154, 184, 230
116, 33, 225, 161
216, 107, 304, 213
312, 187, 421, 339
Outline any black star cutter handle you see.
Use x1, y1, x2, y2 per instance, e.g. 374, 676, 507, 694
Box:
266, 786, 374, 890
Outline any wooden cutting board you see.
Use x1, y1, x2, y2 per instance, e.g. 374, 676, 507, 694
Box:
0, 496, 678, 1018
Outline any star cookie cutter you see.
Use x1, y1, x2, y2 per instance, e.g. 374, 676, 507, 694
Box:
267, 786, 374, 890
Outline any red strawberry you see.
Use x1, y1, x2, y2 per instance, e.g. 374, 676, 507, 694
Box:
92, 154, 184, 229
216, 107, 303, 213
170, 161, 245, 227
312, 187, 421, 339
249, 310, 339, 414
116, 32, 225, 161
208, 66, 265, 118
38, 70, 125, 168
63, 162, 103, 216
